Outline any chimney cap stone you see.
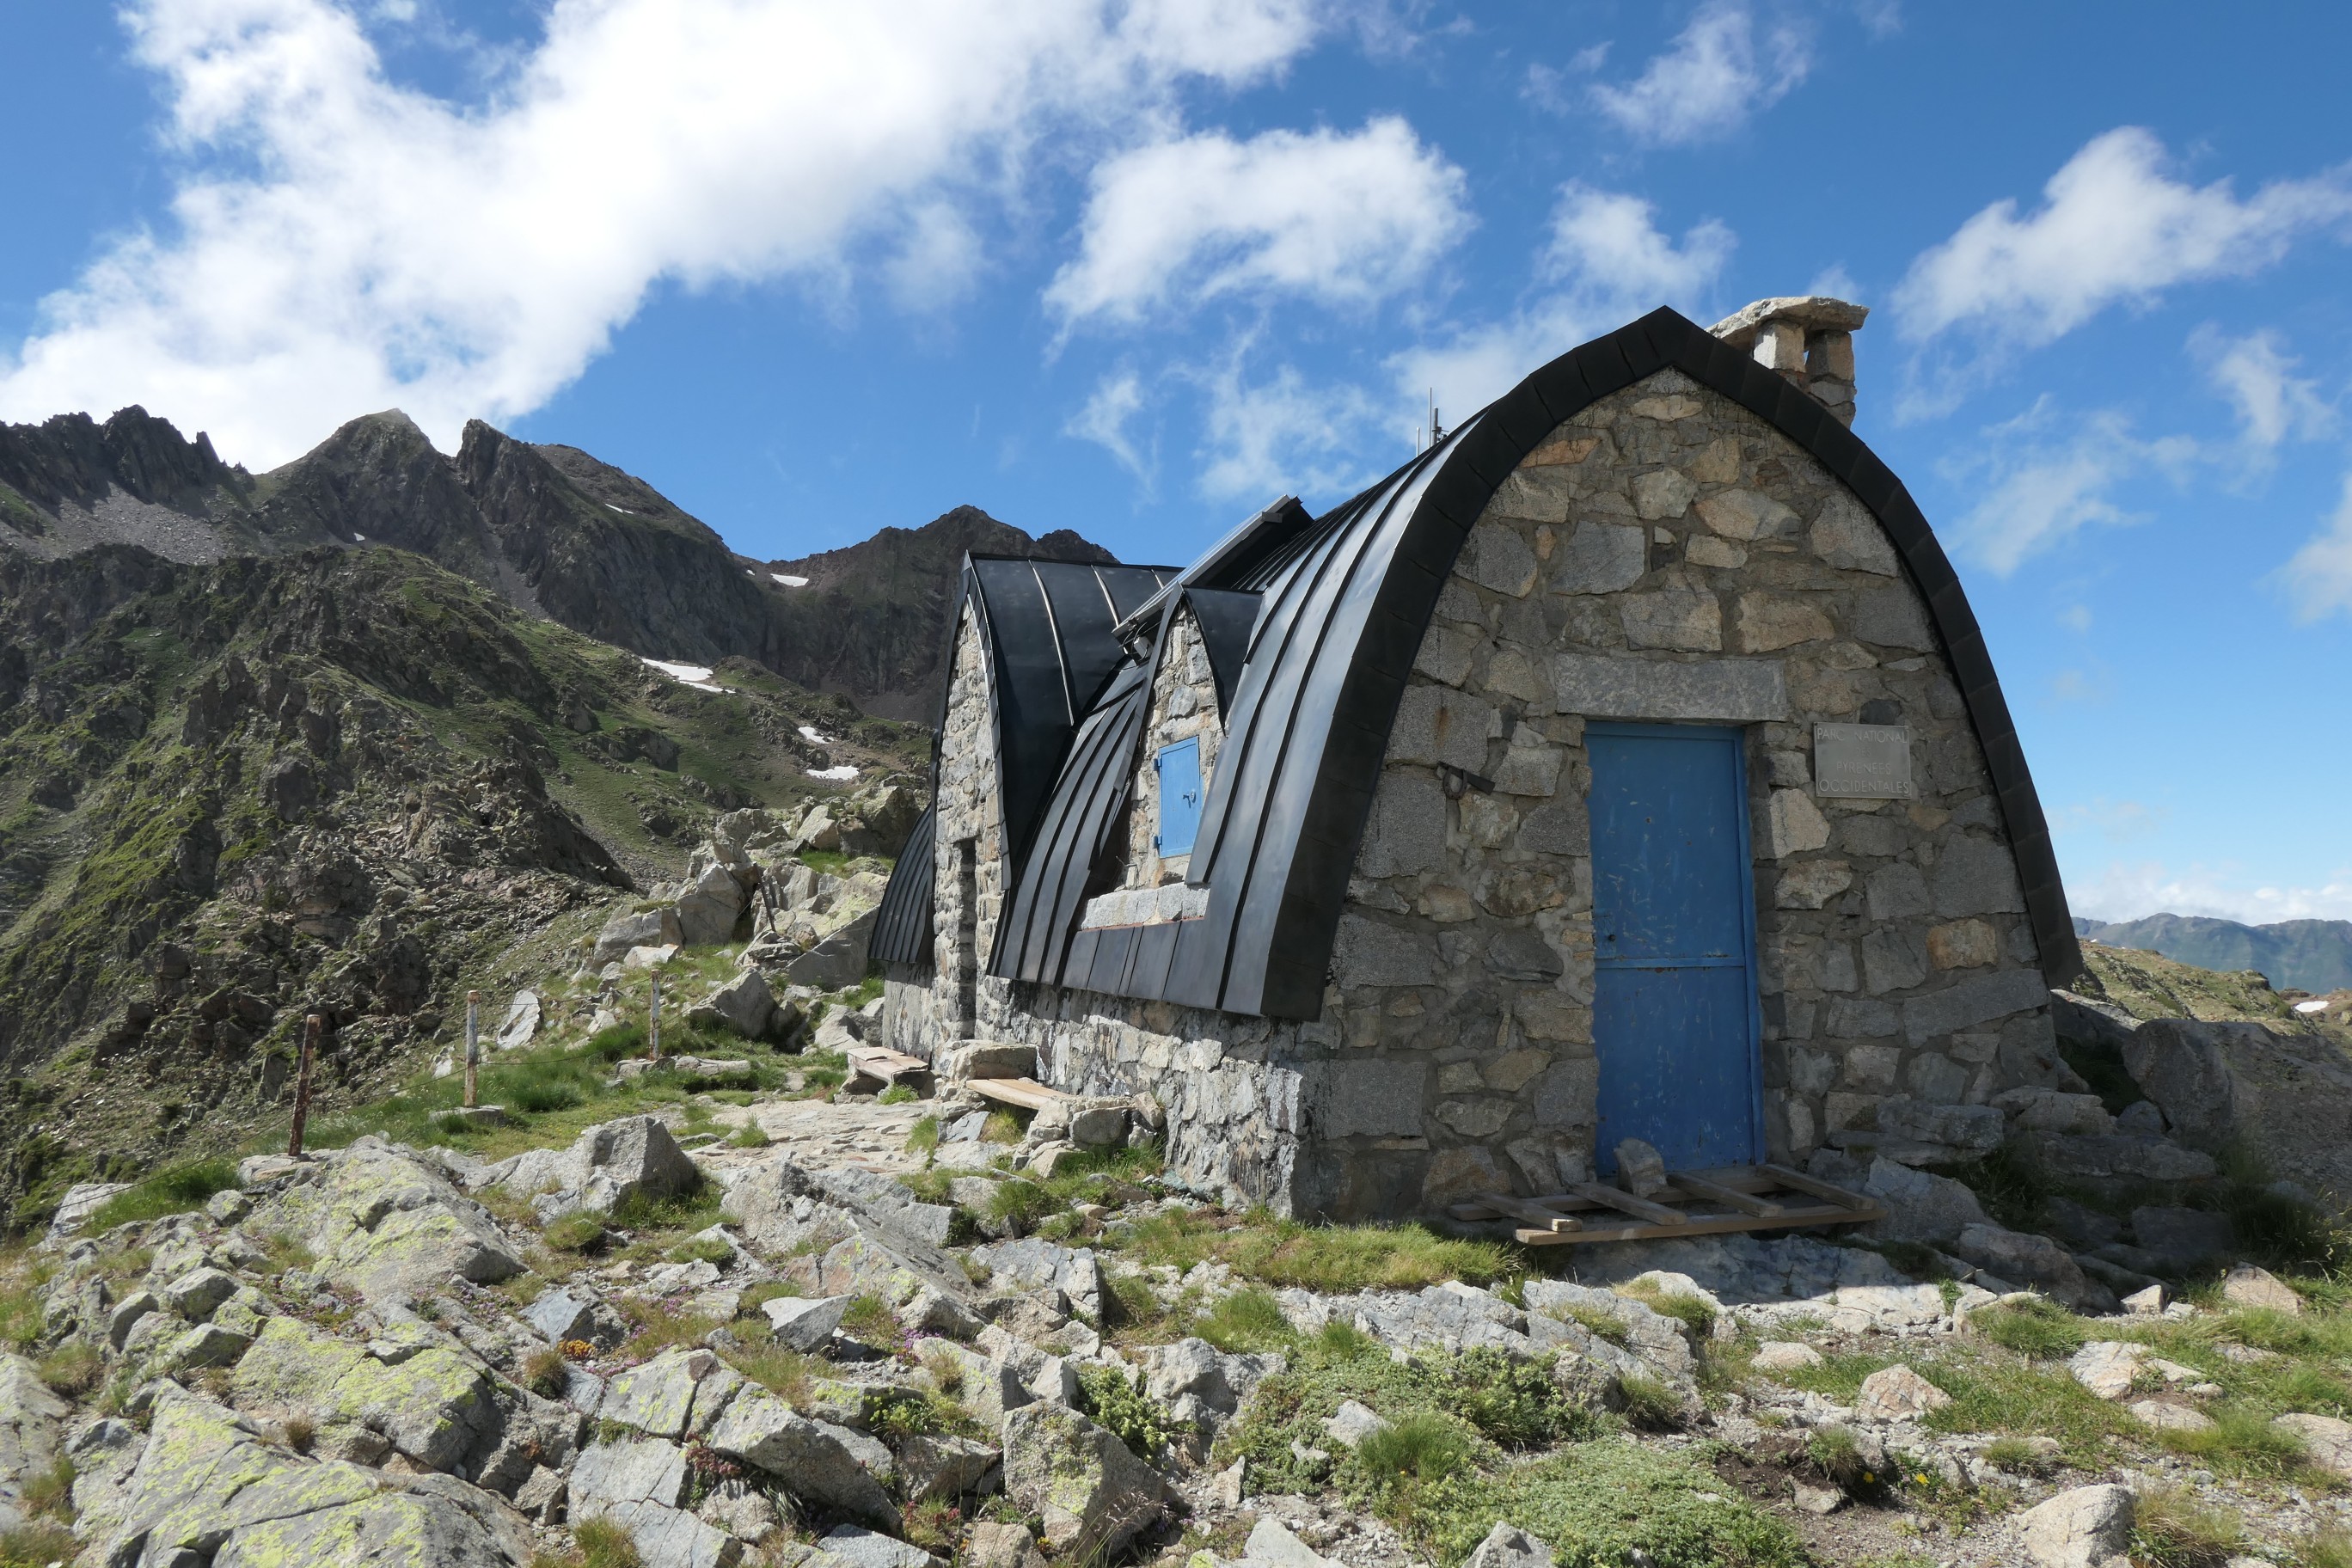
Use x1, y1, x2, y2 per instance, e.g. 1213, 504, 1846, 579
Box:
1709, 296, 1869, 349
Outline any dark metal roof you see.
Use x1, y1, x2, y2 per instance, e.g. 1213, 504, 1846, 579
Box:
994, 662, 1154, 986
1178, 587, 1262, 711
1110, 495, 1315, 646
971, 308, 2079, 1014
870, 802, 936, 968
952, 557, 1177, 867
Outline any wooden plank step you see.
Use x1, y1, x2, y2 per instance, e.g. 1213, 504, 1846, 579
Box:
1565, 1181, 1686, 1225
1444, 1162, 1878, 1244
1467, 1192, 1583, 1234
1761, 1162, 1877, 1210
1666, 1171, 1785, 1217
1513, 1200, 1887, 1248
964, 1075, 1075, 1111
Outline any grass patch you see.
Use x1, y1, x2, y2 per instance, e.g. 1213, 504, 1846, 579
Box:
1615, 1278, 1717, 1340
87, 1157, 236, 1231
905, 1116, 940, 1154
1393, 1442, 1806, 1567
737, 1281, 800, 1317
1193, 1288, 1296, 1355
17, 1457, 71, 1522
988, 1179, 1059, 1234
727, 1122, 770, 1149
615, 1299, 725, 1360
35, 1344, 102, 1398
2130, 1484, 2245, 1567
877, 1084, 918, 1106
257, 1014, 785, 1167
2155, 1403, 2324, 1484
1116, 1207, 1514, 1293
665, 1234, 734, 1266
1356, 1411, 1470, 1486
1616, 1371, 1685, 1432
2299, 1526, 2352, 1568
1969, 1297, 2090, 1359
1920, 1358, 2131, 1470
1220, 1338, 1602, 1499
0, 1522, 80, 1568
1103, 1270, 1172, 1337
542, 1212, 607, 1253
523, 1345, 571, 1399
1806, 1425, 1866, 1489
980, 1111, 1024, 1144
838, 1293, 899, 1346
722, 1341, 818, 1407
610, 1183, 723, 1236
531, 1516, 642, 1568
1980, 1435, 2055, 1475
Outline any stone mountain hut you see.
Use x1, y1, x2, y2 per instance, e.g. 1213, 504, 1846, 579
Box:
872, 300, 2081, 1222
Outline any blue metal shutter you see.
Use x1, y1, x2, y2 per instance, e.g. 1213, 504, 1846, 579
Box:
1153, 738, 1203, 855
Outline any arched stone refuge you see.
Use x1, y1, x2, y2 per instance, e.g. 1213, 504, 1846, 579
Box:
873, 302, 2080, 1222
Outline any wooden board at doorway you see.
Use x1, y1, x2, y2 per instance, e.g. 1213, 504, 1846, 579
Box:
962, 1075, 1075, 1112
1445, 1163, 1883, 1246
844, 1044, 931, 1089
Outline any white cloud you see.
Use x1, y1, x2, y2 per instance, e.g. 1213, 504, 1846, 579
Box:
2047, 666, 2110, 704
2279, 473, 2352, 622
1045, 117, 1469, 327
1189, 340, 1381, 504
1943, 400, 2196, 573
1389, 184, 1735, 426
2067, 860, 2352, 925
2188, 325, 2334, 455
1589, 2, 1810, 147
0, 0, 1325, 466
1067, 368, 1152, 481
883, 202, 986, 312
1894, 128, 2352, 349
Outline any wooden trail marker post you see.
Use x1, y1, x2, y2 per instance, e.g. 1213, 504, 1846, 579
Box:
287, 1014, 321, 1158
462, 990, 481, 1109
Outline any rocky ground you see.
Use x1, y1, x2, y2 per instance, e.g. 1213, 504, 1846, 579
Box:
4, 979, 2351, 1568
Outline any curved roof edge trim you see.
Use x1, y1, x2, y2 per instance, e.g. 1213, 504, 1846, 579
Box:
870, 803, 938, 969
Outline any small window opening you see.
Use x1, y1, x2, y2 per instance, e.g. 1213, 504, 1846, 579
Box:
1154, 738, 1203, 857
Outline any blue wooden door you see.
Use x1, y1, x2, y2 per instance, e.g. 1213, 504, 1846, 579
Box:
1589, 723, 1761, 1173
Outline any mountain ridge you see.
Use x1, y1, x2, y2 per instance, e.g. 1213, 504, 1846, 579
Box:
0, 404, 1118, 720
2073, 911, 2352, 994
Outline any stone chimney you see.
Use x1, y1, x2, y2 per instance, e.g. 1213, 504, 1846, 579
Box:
1708, 297, 1869, 426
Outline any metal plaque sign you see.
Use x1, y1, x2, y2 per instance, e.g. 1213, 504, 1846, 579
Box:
1813, 722, 1913, 799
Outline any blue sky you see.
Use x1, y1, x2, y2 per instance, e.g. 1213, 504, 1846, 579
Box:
3, 1, 2350, 927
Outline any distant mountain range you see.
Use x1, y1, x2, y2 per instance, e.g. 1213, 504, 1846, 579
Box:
0, 405, 1114, 720
2074, 913, 2352, 994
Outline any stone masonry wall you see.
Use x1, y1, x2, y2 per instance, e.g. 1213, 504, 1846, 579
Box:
1118, 607, 1224, 891
1327, 366, 2067, 1212
928, 613, 1006, 1044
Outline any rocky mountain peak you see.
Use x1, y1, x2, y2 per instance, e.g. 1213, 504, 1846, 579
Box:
0, 404, 243, 524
